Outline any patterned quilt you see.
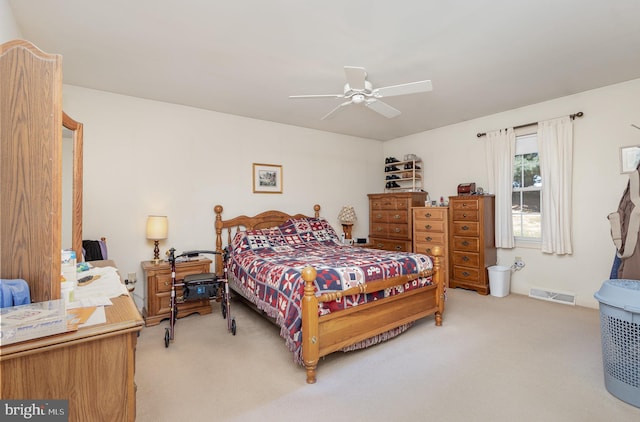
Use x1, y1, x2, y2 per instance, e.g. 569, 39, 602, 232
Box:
226, 217, 433, 362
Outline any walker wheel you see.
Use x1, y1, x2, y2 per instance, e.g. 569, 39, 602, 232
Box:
221, 302, 227, 319
231, 318, 237, 336
164, 328, 170, 348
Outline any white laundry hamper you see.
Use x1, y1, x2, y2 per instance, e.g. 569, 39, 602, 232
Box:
594, 279, 640, 408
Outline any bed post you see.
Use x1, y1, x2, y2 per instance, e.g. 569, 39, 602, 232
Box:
313, 204, 320, 218
432, 246, 444, 326
301, 265, 319, 384
214, 205, 224, 277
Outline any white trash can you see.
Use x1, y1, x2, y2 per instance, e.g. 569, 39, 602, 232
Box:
488, 266, 511, 297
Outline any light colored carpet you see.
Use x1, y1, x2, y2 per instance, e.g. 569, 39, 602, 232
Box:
135, 288, 640, 422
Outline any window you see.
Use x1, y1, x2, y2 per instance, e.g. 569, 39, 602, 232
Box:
512, 133, 541, 240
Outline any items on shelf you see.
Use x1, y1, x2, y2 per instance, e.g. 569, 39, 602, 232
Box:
384, 155, 423, 192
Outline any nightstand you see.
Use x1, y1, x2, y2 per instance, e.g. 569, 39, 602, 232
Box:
142, 258, 213, 326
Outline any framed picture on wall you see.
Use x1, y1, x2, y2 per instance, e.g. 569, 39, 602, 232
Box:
253, 163, 283, 193
620, 145, 640, 174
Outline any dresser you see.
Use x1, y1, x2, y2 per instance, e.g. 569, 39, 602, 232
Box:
413, 206, 449, 287
0, 281, 143, 422
368, 192, 427, 252
448, 195, 497, 295
142, 258, 213, 326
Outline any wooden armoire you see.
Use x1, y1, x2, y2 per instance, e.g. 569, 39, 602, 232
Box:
1, 39, 63, 303
1, 40, 142, 422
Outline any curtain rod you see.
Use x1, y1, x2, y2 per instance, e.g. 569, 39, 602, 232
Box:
476, 112, 584, 138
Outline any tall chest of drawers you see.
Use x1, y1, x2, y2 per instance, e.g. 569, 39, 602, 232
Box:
413, 206, 449, 287
368, 192, 427, 252
448, 195, 497, 295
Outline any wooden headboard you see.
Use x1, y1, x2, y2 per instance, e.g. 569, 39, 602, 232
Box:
213, 204, 321, 275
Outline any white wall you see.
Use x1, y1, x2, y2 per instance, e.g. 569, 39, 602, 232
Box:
384, 78, 640, 308
62, 85, 382, 309
0, 0, 21, 40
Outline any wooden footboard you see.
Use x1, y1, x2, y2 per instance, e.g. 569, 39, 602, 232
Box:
301, 247, 443, 383
213, 204, 444, 384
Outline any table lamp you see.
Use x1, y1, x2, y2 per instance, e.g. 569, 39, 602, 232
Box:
337, 206, 357, 240
146, 215, 168, 264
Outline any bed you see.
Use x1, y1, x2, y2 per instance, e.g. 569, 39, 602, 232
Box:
214, 204, 445, 383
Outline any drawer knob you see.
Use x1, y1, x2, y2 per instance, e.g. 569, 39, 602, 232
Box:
376, 213, 382, 219
425, 224, 432, 229
393, 214, 401, 220
462, 225, 470, 230
164, 281, 169, 286
376, 243, 384, 248
395, 245, 402, 251
376, 227, 383, 232
425, 212, 432, 218
426, 248, 432, 254
463, 213, 467, 218
394, 228, 401, 233
462, 256, 470, 262
462, 240, 470, 246
426, 236, 433, 241
462, 271, 470, 277
462, 203, 468, 208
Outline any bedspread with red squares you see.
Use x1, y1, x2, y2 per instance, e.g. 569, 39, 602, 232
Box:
225, 217, 433, 363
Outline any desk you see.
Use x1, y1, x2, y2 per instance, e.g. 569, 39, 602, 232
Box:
0, 294, 144, 421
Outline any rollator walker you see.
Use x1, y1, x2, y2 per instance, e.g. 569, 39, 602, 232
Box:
164, 248, 236, 348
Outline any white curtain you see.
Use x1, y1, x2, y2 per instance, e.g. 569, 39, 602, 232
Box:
538, 116, 573, 255
485, 128, 515, 248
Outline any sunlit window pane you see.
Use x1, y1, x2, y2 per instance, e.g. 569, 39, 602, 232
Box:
512, 139, 541, 241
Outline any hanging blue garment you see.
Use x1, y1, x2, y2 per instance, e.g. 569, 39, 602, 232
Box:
0, 279, 31, 308
610, 254, 621, 279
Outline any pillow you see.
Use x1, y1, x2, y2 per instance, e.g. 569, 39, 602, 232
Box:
237, 226, 289, 250
279, 217, 340, 242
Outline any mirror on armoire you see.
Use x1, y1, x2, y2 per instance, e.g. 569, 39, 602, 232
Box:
62, 111, 83, 262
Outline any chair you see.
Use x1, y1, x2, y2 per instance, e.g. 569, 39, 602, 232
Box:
82, 237, 108, 261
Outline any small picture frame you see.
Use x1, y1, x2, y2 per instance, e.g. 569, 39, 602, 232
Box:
620, 145, 640, 174
252, 163, 283, 194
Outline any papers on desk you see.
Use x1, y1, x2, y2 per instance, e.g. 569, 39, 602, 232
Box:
66, 306, 107, 329
79, 306, 106, 328
67, 266, 127, 330
66, 297, 112, 309
74, 266, 129, 300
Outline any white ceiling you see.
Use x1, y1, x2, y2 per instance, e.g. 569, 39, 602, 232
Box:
9, 0, 640, 141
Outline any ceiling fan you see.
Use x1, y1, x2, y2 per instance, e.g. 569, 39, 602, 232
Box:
289, 66, 433, 120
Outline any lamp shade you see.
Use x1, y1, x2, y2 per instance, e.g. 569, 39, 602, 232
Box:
337, 206, 357, 224
146, 215, 168, 240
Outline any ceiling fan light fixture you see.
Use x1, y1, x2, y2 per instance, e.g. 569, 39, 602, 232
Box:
352, 94, 365, 104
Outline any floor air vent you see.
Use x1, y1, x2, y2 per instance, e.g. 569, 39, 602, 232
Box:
529, 287, 576, 306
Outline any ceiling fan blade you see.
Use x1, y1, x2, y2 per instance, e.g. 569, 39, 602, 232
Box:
373, 80, 432, 98
321, 100, 352, 120
289, 94, 344, 99
344, 66, 367, 91
365, 99, 401, 118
